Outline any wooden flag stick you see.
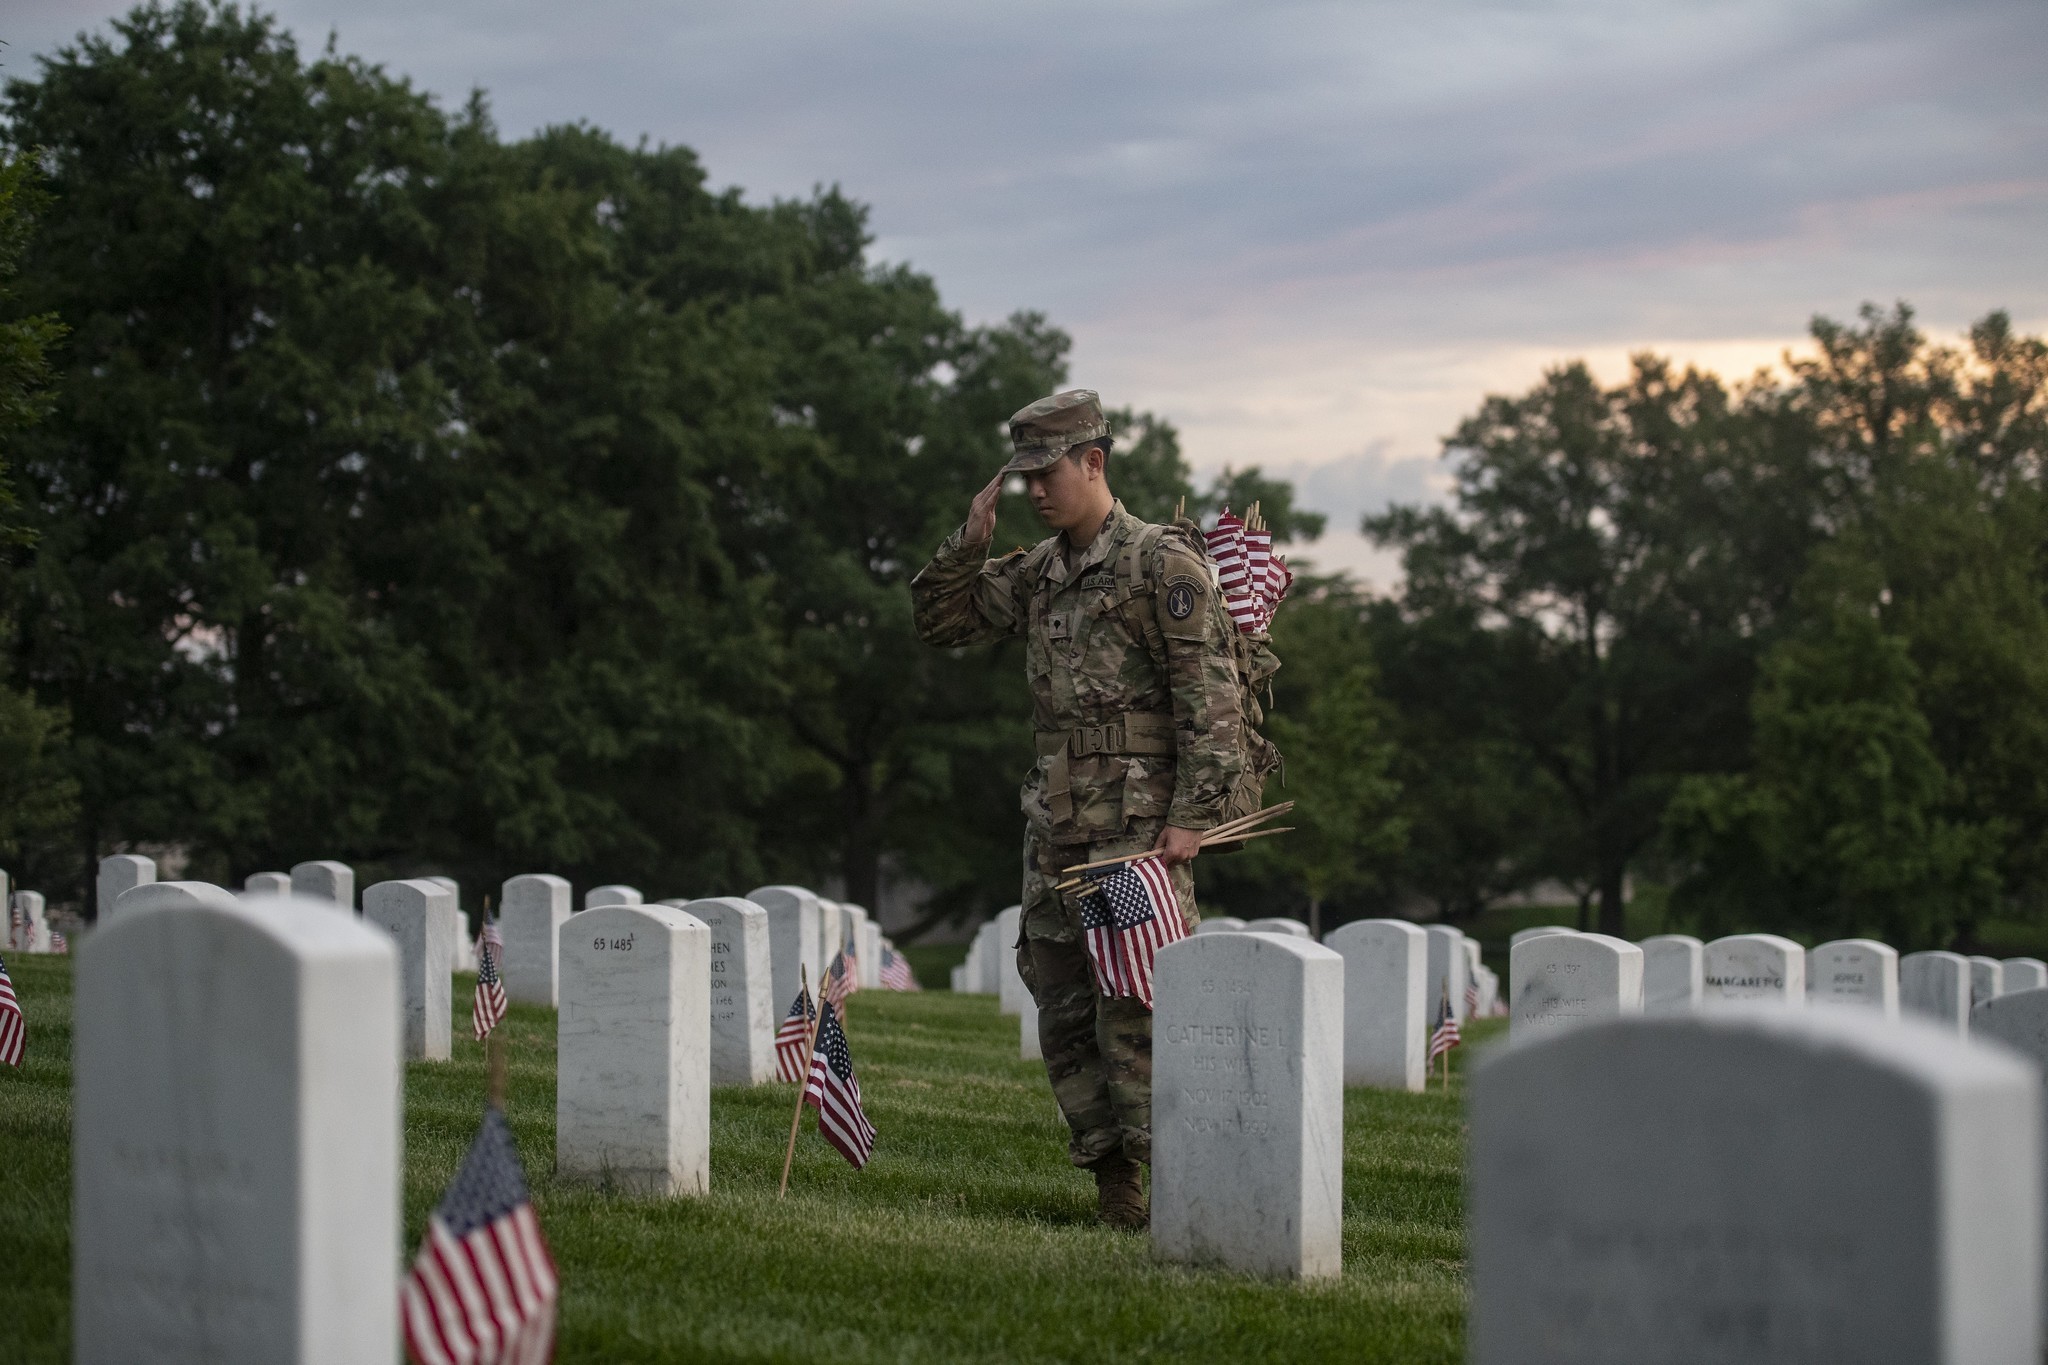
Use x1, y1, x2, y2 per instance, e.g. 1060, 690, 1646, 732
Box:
487, 1028, 508, 1111
778, 967, 821, 1199
1053, 804, 1295, 882
1052, 828, 1295, 893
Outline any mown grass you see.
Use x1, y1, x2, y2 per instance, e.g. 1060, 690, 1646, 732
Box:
0, 954, 1499, 1363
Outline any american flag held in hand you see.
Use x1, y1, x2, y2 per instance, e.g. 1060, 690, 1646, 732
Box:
473, 914, 507, 1042
0, 953, 22, 1068
774, 985, 815, 1083
1077, 855, 1190, 1011
401, 1106, 557, 1365
802, 999, 876, 1169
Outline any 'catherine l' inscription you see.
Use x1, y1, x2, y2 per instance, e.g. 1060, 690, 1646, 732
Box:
1153, 933, 1343, 1280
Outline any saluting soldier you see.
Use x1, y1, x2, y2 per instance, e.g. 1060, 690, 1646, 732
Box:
911, 389, 1269, 1228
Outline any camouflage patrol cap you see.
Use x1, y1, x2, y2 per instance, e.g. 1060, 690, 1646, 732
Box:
1001, 389, 1111, 475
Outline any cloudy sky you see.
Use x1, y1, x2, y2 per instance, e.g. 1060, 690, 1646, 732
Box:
12, 0, 2046, 582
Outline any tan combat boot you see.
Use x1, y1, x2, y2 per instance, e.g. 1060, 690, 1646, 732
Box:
1094, 1157, 1147, 1230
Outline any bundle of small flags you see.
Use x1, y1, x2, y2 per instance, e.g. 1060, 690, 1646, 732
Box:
400, 1106, 558, 1365
473, 912, 507, 1042
1204, 503, 1292, 635
774, 985, 816, 1083
0, 953, 22, 1068
877, 940, 920, 991
1076, 855, 1190, 1011
802, 1000, 876, 1169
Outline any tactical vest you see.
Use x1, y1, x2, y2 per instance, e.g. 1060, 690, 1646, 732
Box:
1029, 517, 1282, 830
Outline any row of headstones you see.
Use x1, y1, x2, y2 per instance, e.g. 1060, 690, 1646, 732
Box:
1502, 923, 2048, 1043
1153, 920, 2048, 1357
69, 877, 902, 1360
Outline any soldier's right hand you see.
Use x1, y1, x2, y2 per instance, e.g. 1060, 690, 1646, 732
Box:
965, 473, 1004, 545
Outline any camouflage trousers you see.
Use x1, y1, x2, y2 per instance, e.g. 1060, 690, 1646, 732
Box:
1017, 816, 1197, 1169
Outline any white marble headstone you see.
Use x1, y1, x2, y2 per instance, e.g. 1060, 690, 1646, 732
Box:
1510, 932, 1643, 1044
1153, 931, 1343, 1279
362, 879, 457, 1061
858, 919, 882, 990
1639, 934, 1703, 1016
748, 885, 822, 1014
1426, 924, 1470, 1022
96, 853, 155, 920
1973, 986, 2048, 1339
423, 876, 469, 973
684, 897, 774, 1085
557, 903, 710, 1196
109, 881, 239, 923
2005, 959, 2048, 994
243, 871, 291, 896
1902, 950, 1971, 1035
1509, 925, 1575, 949
73, 894, 400, 1364
1020, 982, 1041, 1061
975, 914, 1006, 994
1470, 1008, 2041, 1364
997, 905, 1027, 1016
1194, 916, 1247, 935
1702, 933, 1805, 1006
1245, 917, 1311, 938
1808, 938, 1900, 1016
17, 890, 50, 953
500, 873, 570, 1007
584, 884, 642, 910
1972, 956, 2006, 1009
1324, 918, 1426, 1090
289, 860, 354, 912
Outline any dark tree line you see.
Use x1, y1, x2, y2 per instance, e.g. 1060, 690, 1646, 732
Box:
4, 3, 2043, 955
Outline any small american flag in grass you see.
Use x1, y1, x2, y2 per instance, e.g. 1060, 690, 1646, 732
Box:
802, 1000, 875, 1169
1077, 855, 1189, 1010
820, 949, 853, 1011
1429, 990, 1461, 1064
1463, 980, 1479, 1018
50, 932, 67, 955
473, 915, 507, 1042
774, 985, 815, 1083
878, 942, 919, 991
401, 1107, 557, 1365
0, 953, 22, 1067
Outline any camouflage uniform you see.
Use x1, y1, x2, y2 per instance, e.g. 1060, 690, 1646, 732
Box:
910, 390, 1250, 1170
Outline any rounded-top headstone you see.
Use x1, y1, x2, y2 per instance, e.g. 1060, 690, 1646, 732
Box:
242, 871, 291, 897
1510, 931, 1643, 1044
2005, 959, 2048, 995
557, 902, 711, 1196
1902, 950, 1971, 1035
96, 854, 156, 920
107, 880, 239, 923
1470, 1007, 2041, 1364
1245, 917, 1311, 938
1808, 938, 1900, 1016
1426, 924, 1471, 1021
584, 884, 642, 910
362, 879, 459, 1061
1972, 955, 2007, 1008
501, 873, 572, 1007
1510, 925, 1575, 949
748, 885, 823, 1014
289, 860, 355, 911
1152, 931, 1344, 1280
1639, 934, 1703, 1016
74, 894, 400, 1363
684, 896, 775, 1085
1702, 933, 1805, 1006
1194, 916, 1247, 935
1324, 918, 1427, 1090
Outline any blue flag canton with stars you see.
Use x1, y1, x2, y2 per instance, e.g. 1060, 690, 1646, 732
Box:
438, 1107, 532, 1236
817, 1003, 856, 1081
1099, 866, 1163, 930
477, 942, 500, 988
1078, 888, 1114, 931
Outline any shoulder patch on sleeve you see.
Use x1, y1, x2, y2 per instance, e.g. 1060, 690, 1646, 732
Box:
1165, 576, 1201, 620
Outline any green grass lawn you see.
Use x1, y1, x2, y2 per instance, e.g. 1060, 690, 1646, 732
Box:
0, 954, 1497, 1363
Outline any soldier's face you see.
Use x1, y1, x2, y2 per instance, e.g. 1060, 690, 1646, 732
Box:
1025, 447, 1104, 533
